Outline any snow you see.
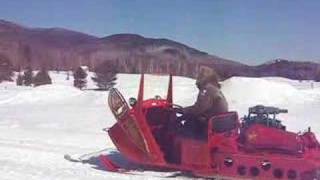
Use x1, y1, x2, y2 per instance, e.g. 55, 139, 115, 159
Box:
1, 72, 320, 179
0, 85, 82, 105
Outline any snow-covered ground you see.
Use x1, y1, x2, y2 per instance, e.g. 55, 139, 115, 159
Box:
1, 72, 320, 180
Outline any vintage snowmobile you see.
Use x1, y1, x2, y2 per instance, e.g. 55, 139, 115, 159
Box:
100, 74, 320, 179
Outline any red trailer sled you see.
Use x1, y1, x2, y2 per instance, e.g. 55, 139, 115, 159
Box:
101, 74, 320, 179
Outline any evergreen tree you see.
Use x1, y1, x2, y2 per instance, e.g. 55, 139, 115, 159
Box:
73, 66, 87, 89
16, 72, 23, 86
92, 61, 117, 90
33, 69, 52, 87
0, 56, 13, 83
23, 67, 33, 86
55, 67, 60, 74
92, 65, 117, 90
315, 75, 320, 82
66, 71, 70, 80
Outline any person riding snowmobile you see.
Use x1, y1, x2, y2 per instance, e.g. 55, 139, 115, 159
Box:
181, 66, 229, 136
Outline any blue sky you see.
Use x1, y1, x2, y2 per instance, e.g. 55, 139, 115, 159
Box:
0, 0, 319, 64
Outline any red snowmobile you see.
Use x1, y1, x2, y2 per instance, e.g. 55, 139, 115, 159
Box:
100, 74, 320, 179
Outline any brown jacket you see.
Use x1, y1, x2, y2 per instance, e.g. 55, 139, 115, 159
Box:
184, 82, 228, 119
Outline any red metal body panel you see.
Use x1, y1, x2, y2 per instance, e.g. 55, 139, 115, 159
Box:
180, 138, 209, 168
107, 74, 167, 165
244, 124, 302, 153
108, 120, 150, 162
212, 152, 320, 180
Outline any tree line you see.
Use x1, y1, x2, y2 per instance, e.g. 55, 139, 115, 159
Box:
5, 49, 320, 87
13, 61, 117, 91
73, 61, 118, 90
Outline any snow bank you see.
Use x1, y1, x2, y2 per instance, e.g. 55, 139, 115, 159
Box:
222, 77, 305, 106
220, 77, 320, 135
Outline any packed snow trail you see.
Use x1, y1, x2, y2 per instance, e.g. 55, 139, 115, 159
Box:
0, 72, 320, 179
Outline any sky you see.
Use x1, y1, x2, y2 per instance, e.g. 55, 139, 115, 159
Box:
0, 0, 320, 65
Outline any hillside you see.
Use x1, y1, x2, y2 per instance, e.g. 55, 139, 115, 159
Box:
253, 59, 320, 80
0, 19, 248, 79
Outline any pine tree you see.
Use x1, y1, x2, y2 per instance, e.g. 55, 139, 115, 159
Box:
92, 61, 118, 90
73, 66, 87, 89
23, 67, 33, 86
16, 72, 23, 86
66, 71, 70, 80
33, 69, 52, 87
315, 69, 320, 82
0, 56, 14, 83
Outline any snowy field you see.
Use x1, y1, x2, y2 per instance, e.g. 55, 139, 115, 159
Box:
1, 72, 320, 180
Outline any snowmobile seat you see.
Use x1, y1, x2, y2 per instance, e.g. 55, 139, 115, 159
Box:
209, 112, 239, 134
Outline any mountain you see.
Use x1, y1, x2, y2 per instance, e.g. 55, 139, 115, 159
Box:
0, 19, 251, 79
254, 59, 320, 80
0, 19, 98, 69
0, 19, 319, 80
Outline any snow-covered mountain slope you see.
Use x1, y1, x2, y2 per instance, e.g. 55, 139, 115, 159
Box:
0, 72, 320, 180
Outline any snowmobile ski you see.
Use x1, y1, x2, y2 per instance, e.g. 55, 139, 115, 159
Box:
64, 154, 86, 163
